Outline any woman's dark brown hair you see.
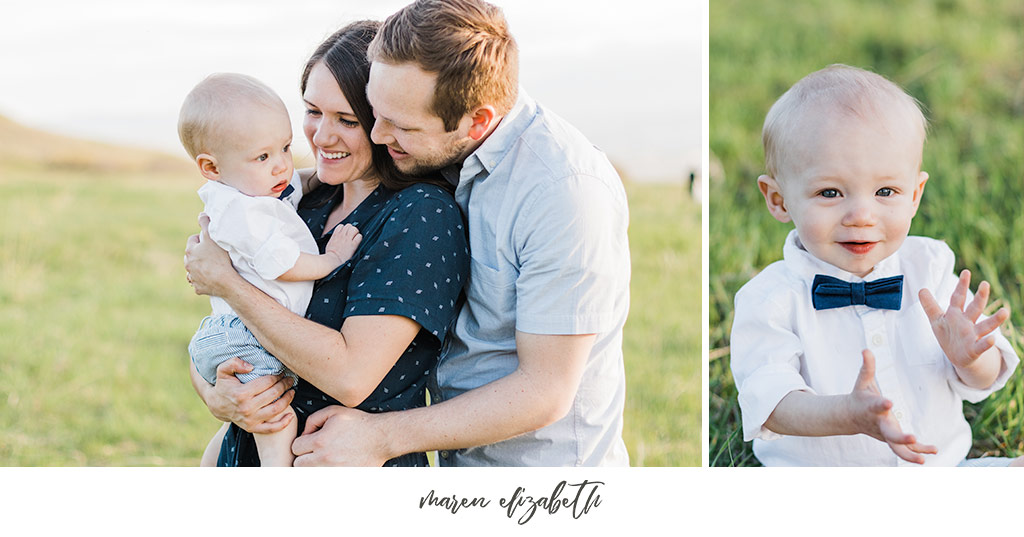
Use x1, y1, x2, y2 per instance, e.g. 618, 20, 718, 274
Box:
300, 20, 452, 203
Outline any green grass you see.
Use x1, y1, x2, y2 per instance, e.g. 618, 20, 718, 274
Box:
623, 182, 701, 466
0, 159, 700, 466
711, 0, 1024, 465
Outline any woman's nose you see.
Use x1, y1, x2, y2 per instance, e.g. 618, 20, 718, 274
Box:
312, 119, 334, 148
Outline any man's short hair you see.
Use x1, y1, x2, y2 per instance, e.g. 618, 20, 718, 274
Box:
178, 73, 285, 159
762, 64, 928, 179
368, 0, 518, 132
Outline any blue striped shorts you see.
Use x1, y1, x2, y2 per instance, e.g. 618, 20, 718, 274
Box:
188, 314, 298, 385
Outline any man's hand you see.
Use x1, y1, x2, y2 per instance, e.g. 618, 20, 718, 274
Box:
291, 405, 389, 467
847, 349, 936, 464
192, 357, 296, 434
919, 269, 1009, 371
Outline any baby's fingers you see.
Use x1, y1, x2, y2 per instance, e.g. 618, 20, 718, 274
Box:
890, 443, 927, 465
963, 280, 991, 321
854, 349, 879, 392
918, 288, 944, 323
878, 418, 914, 446
970, 335, 997, 358
908, 442, 938, 456
948, 270, 971, 311
974, 307, 1010, 339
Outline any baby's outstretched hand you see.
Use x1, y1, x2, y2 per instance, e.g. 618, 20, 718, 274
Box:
849, 349, 937, 464
325, 224, 363, 265
919, 269, 1009, 371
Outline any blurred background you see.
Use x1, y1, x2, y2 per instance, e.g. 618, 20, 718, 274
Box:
709, 0, 1024, 466
0, 0, 702, 466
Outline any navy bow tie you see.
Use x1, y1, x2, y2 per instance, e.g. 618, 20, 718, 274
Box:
278, 184, 295, 200
811, 274, 903, 311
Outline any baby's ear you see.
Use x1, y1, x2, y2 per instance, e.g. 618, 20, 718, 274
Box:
196, 154, 220, 182
911, 171, 929, 208
758, 174, 791, 223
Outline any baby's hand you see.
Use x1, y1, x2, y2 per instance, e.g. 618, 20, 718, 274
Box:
848, 350, 937, 464
919, 269, 1009, 371
325, 223, 362, 265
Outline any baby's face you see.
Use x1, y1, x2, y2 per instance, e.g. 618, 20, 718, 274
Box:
212, 103, 294, 197
761, 108, 928, 277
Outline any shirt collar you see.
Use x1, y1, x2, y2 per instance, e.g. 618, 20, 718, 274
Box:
457, 87, 536, 183
782, 229, 902, 282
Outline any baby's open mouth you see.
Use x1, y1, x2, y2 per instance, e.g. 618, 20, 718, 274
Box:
840, 241, 877, 254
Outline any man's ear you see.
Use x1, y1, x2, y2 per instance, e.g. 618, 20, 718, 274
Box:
910, 171, 929, 215
758, 174, 791, 223
467, 105, 497, 141
196, 154, 220, 182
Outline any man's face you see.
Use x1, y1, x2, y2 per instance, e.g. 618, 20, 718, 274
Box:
760, 107, 928, 277
366, 61, 474, 175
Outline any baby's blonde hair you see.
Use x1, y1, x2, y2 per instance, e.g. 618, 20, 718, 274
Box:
177, 73, 286, 159
762, 64, 928, 180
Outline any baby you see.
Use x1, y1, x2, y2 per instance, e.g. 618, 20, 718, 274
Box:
178, 73, 361, 466
730, 64, 1022, 466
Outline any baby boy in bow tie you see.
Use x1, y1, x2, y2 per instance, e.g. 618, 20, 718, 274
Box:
729, 64, 1022, 466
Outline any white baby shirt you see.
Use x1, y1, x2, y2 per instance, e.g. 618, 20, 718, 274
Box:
197, 172, 318, 317
731, 230, 1019, 466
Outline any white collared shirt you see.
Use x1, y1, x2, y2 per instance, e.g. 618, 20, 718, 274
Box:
197, 171, 318, 317
731, 230, 1019, 466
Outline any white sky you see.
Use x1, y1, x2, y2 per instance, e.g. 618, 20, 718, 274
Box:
2, 0, 701, 182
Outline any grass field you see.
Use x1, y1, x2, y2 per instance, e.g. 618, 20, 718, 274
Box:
710, 0, 1024, 466
0, 125, 700, 466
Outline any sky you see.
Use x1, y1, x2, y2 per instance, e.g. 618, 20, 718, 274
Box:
2, 0, 701, 182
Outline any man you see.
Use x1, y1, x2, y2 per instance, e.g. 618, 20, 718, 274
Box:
292, 0, 631, 466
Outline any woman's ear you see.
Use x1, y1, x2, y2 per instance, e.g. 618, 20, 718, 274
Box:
758, 174, 791, 223
196, 154, 220, 182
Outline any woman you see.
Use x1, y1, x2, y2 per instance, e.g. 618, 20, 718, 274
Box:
184, 20, 469, 466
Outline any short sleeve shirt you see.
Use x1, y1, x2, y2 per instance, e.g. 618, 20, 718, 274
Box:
432, 89, 632, 467
198, 172, 316, 317
293, 182, 469, 419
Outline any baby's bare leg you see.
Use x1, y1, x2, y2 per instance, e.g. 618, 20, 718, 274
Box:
201, 423, 230, 467
253, 406, 298, 467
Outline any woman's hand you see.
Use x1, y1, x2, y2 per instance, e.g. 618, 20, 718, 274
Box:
184, 213, 239, 298
190, 357, 297, 434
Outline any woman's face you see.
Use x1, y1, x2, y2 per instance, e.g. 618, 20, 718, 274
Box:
302, 61, 377, 186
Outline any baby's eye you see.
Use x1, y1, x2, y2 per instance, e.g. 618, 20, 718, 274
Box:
283, 143, 291, 153
876, 187, 895, 197
819, 188, 840, 198
257, 153, 269, 162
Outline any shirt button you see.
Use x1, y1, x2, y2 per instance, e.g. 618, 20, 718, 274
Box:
871, 334, 884, 346
440, 451, 450, 459
894, 410, 904, 420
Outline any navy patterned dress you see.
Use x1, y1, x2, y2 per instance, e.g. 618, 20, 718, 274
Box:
217, 182, 469, 466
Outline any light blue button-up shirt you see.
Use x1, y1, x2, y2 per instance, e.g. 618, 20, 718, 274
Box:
433, 89, 631, 466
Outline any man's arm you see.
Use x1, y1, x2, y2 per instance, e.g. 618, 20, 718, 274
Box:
292, 331, 595, 466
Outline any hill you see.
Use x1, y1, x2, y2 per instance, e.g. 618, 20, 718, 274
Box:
0, 113, 193, 174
